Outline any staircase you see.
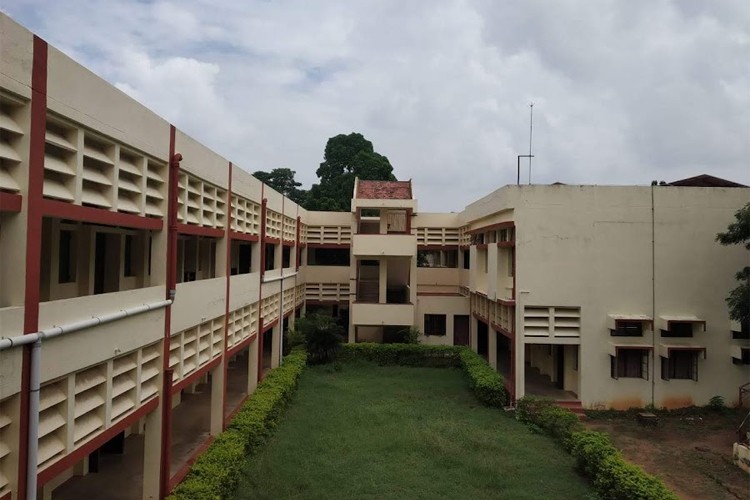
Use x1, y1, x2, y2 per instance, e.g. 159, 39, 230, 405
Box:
555, 400, 586, 420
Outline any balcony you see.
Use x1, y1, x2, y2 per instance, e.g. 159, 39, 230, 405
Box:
352, 233, 416, 257
351, 302, 414, 326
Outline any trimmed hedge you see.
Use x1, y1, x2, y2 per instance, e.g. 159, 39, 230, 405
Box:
167, 348, 307, 500
515, 396, 677, 500
341, 343, 507, 407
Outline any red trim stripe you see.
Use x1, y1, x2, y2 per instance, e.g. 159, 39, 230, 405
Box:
19, 35, 48, 500
263, 236, 281, 245
262, 318, 279, 332
171, 356, 222, 395
160, 124, 180, 499
305, 243, 350, 249
226, 332, 258, 359
176, 223, 223, 238
229, 230, 260, 242
41, 199, 163, 230
0, 192, 22, 212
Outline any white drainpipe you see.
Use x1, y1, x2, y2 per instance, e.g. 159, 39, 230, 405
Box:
0, 299, 172, 500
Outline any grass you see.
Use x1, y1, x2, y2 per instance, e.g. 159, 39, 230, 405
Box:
234, 362, 595, 499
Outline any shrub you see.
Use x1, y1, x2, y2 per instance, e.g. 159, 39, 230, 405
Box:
707, 395, 726, 412
516, 398, 676, 499
168, 348, 307, 500
341, 344, 507, 407
341, 343, 459, 367
515, 396, 583, 440
457, 347, 507, 407
282, 326, 305, 356
294, 314, 344, 364
397, 326, 421, 344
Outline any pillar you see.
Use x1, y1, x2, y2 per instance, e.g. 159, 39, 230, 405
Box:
210, 363, 224, 436
515, 292, 528, 400
488, 330, 497, 370
270, 323, 281, 368
142, 407, 162, 500
247, 336, 259, 394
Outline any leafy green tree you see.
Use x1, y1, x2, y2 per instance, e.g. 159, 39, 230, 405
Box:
716, 203, 750, 329
306, 133, 396, 211
252, 168, 307, 205
294, 313, 345, 364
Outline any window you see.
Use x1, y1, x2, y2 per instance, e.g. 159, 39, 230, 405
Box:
661, 322, 694, 338
611, 321, 643, 337
308, 248, 350, 266
282, 245, 291, 268
610, 349, 649, 379
424, 314, 447, 336
58, 229, 76, 283
733, 349, 750, 365
661, 351, 699, 381
732, 320, 750, 340
462, 250, 470, 269
417, 249, 458, 268
232, 242, 252, 275
264, 243, 276, 271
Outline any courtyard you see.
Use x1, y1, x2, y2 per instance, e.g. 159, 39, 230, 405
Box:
233, 362, 595, 499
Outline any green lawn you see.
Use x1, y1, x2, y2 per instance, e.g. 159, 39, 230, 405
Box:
234, 362, 595, 499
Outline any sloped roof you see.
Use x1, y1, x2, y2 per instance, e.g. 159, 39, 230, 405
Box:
668, 174, 747, 188
356, 180, 413, 199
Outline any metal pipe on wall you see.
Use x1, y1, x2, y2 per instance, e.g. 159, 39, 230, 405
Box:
0, 299, 172, 499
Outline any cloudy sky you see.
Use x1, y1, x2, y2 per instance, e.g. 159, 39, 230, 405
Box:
4, 1, 749, 211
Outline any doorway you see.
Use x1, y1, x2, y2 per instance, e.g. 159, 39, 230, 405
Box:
454, 315, 469, 346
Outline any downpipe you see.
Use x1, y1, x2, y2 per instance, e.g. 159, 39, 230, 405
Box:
0, 299, 172, 500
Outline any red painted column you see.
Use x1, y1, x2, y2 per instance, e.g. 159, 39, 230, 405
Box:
160, 126, 181, 499
17, 35, 48, 500
222, 162, 233, 428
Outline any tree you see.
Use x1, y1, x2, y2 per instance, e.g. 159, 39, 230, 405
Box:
293, 313, 345, 365
252, 168, 307, 205
306, 133, 397, 211
716, 203, 750, 329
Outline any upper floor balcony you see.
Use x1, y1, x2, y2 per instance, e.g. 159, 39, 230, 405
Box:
352, 233, 416, 257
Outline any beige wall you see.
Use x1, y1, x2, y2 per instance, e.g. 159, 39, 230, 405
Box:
416, 296, 470, 346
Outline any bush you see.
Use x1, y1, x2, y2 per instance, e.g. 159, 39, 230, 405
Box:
397, 326, 421, 344
168, 348, 307, 500
566, 430, 678, 500
282, 327, 305, 356
515, 396, 583, 440
516, 397, 677, 500
707, 395, 726, 412
457, 347, 507, 408
341, 343, 459, 367
341, 343, 507, 407
294, 314, 344, 364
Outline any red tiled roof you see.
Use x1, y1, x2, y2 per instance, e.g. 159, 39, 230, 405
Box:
668, 174, 747, 188
356, 180, 413, 199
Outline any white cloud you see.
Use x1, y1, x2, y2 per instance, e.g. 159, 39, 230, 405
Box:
4, 0, 748, 211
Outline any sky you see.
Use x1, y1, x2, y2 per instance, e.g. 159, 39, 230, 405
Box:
3, 0, 749, 211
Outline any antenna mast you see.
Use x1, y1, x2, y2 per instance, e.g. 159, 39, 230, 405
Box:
528, 102, 534, 184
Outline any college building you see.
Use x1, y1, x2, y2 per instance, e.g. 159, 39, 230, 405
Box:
1, 13, 748, 500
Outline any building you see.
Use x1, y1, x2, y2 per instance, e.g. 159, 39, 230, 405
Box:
1, 13, 748, 500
